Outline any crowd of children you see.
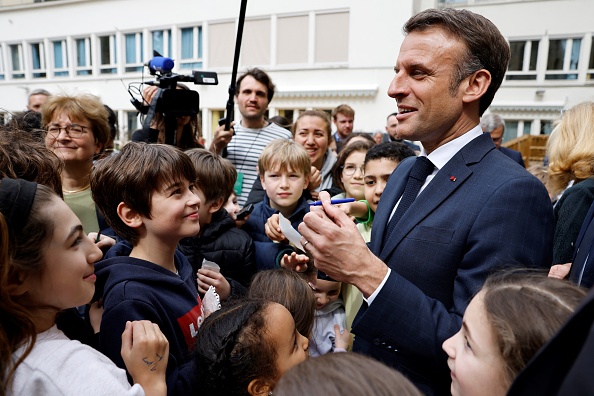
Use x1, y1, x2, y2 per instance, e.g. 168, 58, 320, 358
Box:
1, 95, 593, 396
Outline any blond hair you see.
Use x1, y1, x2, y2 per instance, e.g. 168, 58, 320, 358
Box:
547, 102, 594, 197
258, 139, 311, 177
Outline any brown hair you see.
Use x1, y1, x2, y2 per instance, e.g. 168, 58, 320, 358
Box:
332, 140, 375, 191
0, 184, 56, 395
274, 352, 423, 396
0, 129, 63, 197
404, 8, 510, 116
41, 93, 110, 154
91, 142, 197, 245
547, 102, 594, 197
258, 139, 311, 178
331, 104, 355, 120
292, 109, 333, 145
248, 269, 316, 337
482, 271, 586, 388
186, 148, 237, 204
236, 68, 275, 102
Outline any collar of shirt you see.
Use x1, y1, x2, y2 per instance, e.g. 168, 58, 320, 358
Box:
420, 125, 483, 171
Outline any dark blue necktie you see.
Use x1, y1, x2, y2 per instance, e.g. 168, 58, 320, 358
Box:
384, 156, 434, 241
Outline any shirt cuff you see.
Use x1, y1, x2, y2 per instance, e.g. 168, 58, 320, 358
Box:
363, 268, 391, 306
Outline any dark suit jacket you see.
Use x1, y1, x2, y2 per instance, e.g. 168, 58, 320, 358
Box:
351, 133, 554, 395
568, 200, 594, 288
508, 286, 594, 396
499, 146, 525, 167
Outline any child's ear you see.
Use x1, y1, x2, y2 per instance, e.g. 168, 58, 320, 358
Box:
208, 197, 225, 214
260, 173, 266, 191
8, 272, 31, 297
303, 173, 310, 189
117, 202, 143, 228
247, 378, 272, 396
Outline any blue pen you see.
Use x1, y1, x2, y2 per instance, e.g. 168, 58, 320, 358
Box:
309, 197, 355, 206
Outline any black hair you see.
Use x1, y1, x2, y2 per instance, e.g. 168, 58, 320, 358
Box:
365, 142, 416, 166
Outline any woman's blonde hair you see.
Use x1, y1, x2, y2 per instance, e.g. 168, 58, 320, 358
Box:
547, 102, 594, 197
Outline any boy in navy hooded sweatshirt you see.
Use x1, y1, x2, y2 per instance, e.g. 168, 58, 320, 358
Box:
91, 142, 203, 395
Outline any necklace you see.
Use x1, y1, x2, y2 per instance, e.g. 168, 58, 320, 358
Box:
62, 184, 91, 194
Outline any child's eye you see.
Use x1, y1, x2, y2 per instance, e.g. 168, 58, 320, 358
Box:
71, 236, 83, 247
365, 180, 376, 186
464, 336, 472, 350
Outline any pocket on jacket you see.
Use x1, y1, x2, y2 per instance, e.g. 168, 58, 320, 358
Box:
407, 225, 454, 244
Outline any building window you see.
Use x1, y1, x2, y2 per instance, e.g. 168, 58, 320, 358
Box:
30, 42, 47, 78
125, 32, 144, 73
126, 111, 139, 142
242, 19, 271, 67
587, 39, 594, 81
506, 40, 539, 81
75, 37, 92, 76
0, 49, 5, 80
98, 34, 117, 74
315, 12, 349, 63
208, 23, 234, 68
9, 44, 25, 79
546, 38, 581, 80
179, 26, 202, 70
277, 15, 308, 65
52, 39, 69, 77
151, 29, 172, 57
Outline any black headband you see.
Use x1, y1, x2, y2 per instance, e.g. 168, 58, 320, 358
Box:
0, 178, 38, 234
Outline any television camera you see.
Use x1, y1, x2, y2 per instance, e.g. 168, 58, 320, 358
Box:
131, 51, 218, 146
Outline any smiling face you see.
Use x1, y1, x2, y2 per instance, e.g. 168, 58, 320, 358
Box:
266, 303, 309, 377
340, 150, 366, 200
44, 112, 102, 166
236, 75, 270, 123
141, 178, 201, 244
364, 158, 399, 213
388, 27, 470, 153
442, 291, 508, 396
293, 115, 330, 170
261, 167, 309, 217
24, 195, 103, 312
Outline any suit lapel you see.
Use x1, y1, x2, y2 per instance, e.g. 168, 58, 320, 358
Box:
378, 133, 495, 261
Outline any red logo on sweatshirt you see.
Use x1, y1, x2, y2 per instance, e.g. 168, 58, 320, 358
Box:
177, 298, 204, 351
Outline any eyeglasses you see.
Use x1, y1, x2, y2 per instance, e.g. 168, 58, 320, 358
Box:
46, 124, 90, 139
341, 164, 365, 176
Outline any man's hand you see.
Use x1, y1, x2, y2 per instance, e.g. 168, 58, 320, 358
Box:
210, 122, 235, 154
298, 191, 388, 297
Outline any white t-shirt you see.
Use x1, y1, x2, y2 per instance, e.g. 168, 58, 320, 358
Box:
226, 122, 292, 206
9, 326, 144, 396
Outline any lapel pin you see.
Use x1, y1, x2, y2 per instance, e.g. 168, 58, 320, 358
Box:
450, 176, 456, 182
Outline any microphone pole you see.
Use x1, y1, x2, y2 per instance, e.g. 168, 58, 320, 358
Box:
223, 0, 248, 131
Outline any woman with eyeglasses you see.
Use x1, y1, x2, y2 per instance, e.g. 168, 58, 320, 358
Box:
42, 93, 111, 235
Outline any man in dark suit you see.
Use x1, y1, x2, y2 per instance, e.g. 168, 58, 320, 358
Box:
297, 8, 554, 396
481, 113, 525, 167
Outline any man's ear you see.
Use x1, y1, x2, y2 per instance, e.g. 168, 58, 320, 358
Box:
117, 202, 143, 228
247, 378, 272, 396
462, 69, 491, 104
208, 197, 225, 214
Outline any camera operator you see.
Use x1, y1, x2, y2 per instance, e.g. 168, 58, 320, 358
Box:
132, 84, 204, 150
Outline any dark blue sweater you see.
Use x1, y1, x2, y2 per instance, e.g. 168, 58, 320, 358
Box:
242, 195, 310, 270
95, 241, 202, 395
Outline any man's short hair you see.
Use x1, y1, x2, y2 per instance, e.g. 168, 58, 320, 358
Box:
186, 148, 237, 204
258, 139, 311, 177
387, 112, 398, 121
332, 104, 355, 120
404, 8, 510, 116
480, 113, 506, 133
236, 68, 276, 102
91, 142, 197, 245
28, 89, 51, 99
